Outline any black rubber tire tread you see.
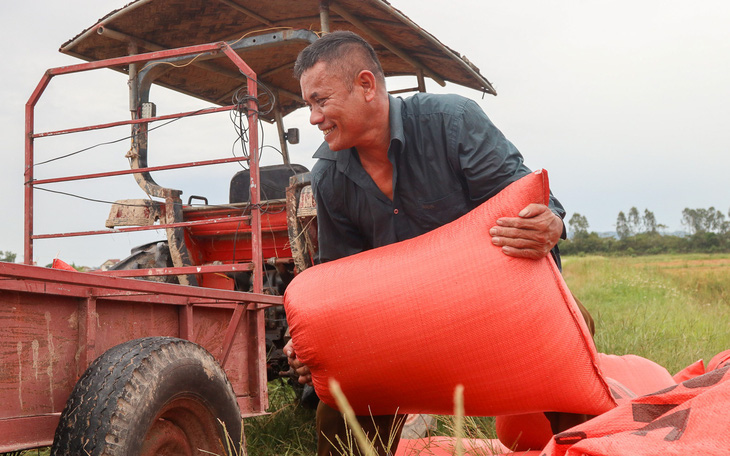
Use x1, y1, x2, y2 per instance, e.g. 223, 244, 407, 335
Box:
51, 337, 242, 456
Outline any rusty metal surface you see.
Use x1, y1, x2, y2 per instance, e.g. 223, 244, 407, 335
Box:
0, 261, 277, 452
0, 415, 59, 452
138, 396, 224, 455
286, 173, 316, 272
105, 199, 162, 228
16, 27, 286, 452
59, 0, 495, 121
0, 262, 282, 305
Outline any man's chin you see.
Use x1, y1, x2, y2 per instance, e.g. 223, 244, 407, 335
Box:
324, 137, 345, 151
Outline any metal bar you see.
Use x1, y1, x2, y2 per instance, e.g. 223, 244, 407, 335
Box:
33, 104, 236, 139
329, 1, 446, 86
98, 263, 254, 278
24, 102, 35, 266
31, 215, 251, 240
48, 42, 227, 77
243, 50, 269, 412
32, 156, 249, 185
78, 297, 97, 378
417, 69, 426, 92
0, 414, 59, 453
220, 43, 257, 80
0, 262, 282, 305
128, 41, 139, 112
99, 25, 166, 56
218, 304, 247, 364
188, 300, 277, 309
24, 72, 55, 265
179, 304, 194, 340
24, 41, 239, 265
320, 0, 332, 33
273, 104, 290, 165
217, 44, 263, 368
0, 275, 280, 308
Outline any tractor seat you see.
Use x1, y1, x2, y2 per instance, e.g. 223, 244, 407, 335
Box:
229, 164, 309, 203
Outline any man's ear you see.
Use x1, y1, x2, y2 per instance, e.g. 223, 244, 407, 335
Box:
356, 70, 378, 102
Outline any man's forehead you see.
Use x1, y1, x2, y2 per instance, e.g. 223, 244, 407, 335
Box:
300, 62, 340, 98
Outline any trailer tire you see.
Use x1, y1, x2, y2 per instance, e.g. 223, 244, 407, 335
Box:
51, 337, 242, 456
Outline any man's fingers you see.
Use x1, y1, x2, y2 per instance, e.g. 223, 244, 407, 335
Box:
283, 338, 313, 385
499, 245, 546, 260
490, 203, 563, 260
490, 226, 551, 244
492, 235, 546, 250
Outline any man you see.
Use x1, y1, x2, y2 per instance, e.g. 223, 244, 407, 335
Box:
285, 31, 590, 455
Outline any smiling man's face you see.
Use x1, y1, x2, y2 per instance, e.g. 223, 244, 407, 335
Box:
300, 61, 369, 152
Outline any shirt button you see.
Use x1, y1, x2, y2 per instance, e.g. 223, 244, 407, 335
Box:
394, 208, 399, 214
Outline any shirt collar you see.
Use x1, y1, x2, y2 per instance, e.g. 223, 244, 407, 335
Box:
387, 94, 405, 150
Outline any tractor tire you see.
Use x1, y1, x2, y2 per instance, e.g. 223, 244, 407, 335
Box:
51, 337, 242, 456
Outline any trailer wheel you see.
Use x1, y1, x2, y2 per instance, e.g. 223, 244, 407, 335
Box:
51, 337, 242, 456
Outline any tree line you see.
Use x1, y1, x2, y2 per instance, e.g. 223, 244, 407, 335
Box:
3, 206, 729, 264
562, 206, 730, 255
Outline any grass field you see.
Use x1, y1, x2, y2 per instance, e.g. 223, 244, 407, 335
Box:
242, 253, 730, 455
562, 253, 730, 374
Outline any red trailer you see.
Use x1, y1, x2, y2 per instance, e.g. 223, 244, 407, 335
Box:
2, 1, 496, 454
4, 40, 285, 455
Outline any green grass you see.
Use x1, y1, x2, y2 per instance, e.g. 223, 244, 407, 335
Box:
562, 253, 730, 373
243, 380, 318, 456
244, 253, 730, 455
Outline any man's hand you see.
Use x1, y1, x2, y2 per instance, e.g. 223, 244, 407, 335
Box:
489, 203, 563, 260
283, 339, 313, 386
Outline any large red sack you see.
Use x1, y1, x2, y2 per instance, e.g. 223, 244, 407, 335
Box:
597, 353, 676, 401
496, 353, 679, 451
284, 170, 615, 417
542, 365, 730, 456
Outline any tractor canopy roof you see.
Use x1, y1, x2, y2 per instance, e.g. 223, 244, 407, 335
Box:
60, 0, 496, 121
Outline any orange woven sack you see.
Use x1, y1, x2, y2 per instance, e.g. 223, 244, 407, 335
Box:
496, 353, 678, 451
542, 365, 730, 456
597, 353, 676, 401
284, 170, 615, 417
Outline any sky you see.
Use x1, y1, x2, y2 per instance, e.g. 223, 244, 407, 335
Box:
2, 0, 729, 266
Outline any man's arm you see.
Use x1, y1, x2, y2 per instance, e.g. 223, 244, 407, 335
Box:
453, 98, 566, 260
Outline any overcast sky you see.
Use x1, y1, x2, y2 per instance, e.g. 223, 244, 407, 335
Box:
2, 0, 729, 266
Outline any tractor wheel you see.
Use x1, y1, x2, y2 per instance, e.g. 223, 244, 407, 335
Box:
51, 337, 242, 456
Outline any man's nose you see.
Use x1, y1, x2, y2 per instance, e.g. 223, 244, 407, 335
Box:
309, 106, 323, 125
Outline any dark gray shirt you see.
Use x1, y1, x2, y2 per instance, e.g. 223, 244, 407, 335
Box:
310, 93, 565, 266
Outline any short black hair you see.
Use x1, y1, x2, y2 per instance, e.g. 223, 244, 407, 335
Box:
294, 31, 385, 89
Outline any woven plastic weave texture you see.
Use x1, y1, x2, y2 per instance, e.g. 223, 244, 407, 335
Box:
285, 170, 615, 416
